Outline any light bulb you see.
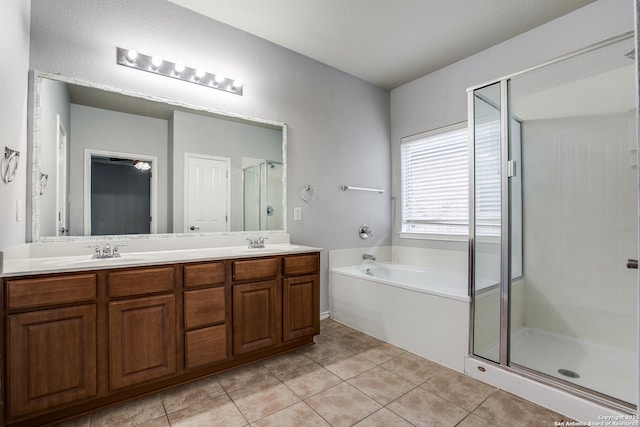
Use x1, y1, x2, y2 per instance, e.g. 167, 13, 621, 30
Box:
151, 55, 163, 68
126, 49, 138, 62
232, 78, 243, 89
214, 74, 226, 85
133, 161, 151, 171
195, 67, 206, 79
174, 62, 185, 73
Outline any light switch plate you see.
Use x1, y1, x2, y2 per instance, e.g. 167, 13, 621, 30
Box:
293, 206, 302, 221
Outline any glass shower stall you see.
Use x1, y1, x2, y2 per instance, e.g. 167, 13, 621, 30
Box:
469, 34, 638, 409
243, 160, 283, 231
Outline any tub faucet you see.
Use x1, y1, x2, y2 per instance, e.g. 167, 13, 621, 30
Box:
363, 253, 376, 261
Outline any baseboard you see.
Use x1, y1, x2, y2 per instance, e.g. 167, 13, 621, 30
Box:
320, 311, 330, 320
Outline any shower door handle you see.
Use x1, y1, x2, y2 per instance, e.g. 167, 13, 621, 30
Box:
627, 259, 638, 269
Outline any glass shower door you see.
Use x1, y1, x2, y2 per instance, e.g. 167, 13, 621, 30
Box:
508, 36, 638, 405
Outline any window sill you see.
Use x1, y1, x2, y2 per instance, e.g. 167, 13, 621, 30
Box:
398, 232, 468, 242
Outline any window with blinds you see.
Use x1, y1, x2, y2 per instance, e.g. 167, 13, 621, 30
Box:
400, 121, 501, 237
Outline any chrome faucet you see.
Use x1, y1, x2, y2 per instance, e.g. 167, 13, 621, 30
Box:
87, 243, 126, 258
247, 236, 268, 249
363, 253, 376, 261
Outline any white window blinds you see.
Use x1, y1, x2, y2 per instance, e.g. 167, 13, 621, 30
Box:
400, 121, 501, 237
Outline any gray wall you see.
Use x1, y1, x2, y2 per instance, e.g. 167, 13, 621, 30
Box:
29, 0, 391, 313
0, 0, 30, 251
390, 0, 634, 253
69, 104, 169, 235
171, 111, 282, 233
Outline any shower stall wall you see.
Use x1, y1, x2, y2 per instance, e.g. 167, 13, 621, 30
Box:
469, 34, 638, 410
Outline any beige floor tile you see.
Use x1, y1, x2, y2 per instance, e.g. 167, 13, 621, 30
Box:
421, 369, 497, 411
90, 395, 166, 427
299, 337, 353, 362
351, 341, 405, 365
136, 416, 171, 427
472, 390, 569, 427
306, 382, 382, 427
161, 375, 225, 414
353, 408, 413, 426
252, 401, 330, 427
228, 376, 300, 422
387, 387, 469, 427
381, 352, 445, 385
348, 366, 416, 405
168, 394, 248, 427
319, 353, 376, 380
326, 330, 379, 349
457, 413, 497, 427
216, 363, 274, 392
320, 319, 351, 336
278, 362, 343, 399
263, 351, 314, 375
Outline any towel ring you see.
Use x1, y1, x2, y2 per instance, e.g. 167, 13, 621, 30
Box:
1, 146, 20, 184
300, 184, 316, 203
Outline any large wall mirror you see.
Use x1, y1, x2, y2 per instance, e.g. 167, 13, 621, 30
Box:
30, 72, 287, 241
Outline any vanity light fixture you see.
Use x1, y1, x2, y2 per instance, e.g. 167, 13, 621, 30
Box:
116, 47, 243, 96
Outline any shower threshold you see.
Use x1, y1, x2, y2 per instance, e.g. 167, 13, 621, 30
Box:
478, 327, 636, 405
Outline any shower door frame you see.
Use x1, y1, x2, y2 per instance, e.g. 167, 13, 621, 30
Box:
467, 32, 638, 413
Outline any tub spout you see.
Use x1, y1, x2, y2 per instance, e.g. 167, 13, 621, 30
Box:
363, 253, 376, 261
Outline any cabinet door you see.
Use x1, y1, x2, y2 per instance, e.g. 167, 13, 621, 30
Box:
232, 280, 281, 355
7, 305, 97, 418
283, 275, 320, 341
109, 294, 176, 390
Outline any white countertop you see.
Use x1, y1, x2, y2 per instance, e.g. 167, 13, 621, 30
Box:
0, 235, 321, 277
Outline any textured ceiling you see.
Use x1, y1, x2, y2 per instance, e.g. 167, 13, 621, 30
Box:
167, 0, 597, 89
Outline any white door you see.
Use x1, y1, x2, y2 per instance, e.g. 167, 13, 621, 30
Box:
185, 154, 230, 233
56, 115, 68, 236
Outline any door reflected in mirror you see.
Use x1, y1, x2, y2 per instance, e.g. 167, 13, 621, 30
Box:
31, 73, 286, 241
89, 155, 153, 236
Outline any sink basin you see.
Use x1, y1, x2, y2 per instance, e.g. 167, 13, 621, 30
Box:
41, 255, 153, 267
230, 245, 303, 254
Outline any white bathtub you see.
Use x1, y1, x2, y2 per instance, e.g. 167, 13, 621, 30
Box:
332, 263, 469, 302
330, 262, 470, 372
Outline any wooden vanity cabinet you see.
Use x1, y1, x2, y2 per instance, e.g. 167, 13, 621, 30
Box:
5, 274, 98, 419
1, 251, 319, 427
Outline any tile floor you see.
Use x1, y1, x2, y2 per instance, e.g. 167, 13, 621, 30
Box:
56, 319, 572, 427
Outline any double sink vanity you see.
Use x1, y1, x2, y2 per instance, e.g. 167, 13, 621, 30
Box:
0, 69, 323, 426
0, 236, 320, 426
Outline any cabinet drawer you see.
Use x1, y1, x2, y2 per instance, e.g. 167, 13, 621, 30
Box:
108, 267, 175, 298
283, 254, 319, 276
184, 262, 226, 288
232, 258, 279, 282
7, 274, 97, 310
185, 325, 227, 369
184, 287, 226, 329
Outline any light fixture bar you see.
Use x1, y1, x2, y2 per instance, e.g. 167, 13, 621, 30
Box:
116, 47, 243, 96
